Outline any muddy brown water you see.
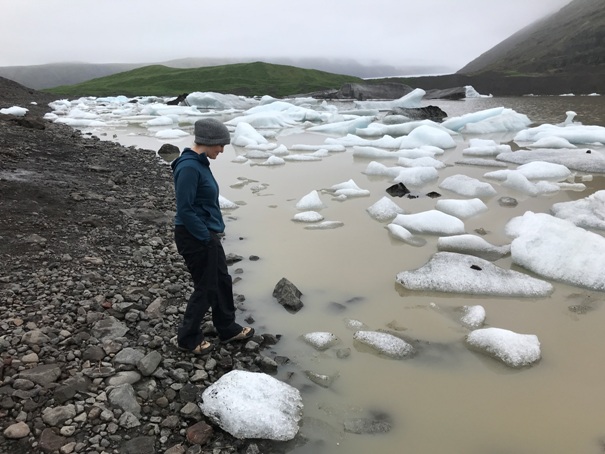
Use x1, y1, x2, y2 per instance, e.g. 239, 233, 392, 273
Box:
89, 95, 605, 453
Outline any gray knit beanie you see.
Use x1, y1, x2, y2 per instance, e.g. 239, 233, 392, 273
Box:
194, 118, 231, 145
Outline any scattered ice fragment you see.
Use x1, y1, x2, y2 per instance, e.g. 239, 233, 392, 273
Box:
496, 148, 605, 173
219, 195, 239, 210
465, 327, 541, 368
344, 318, 369, 331
0, 106, 28, 117
435, 198, 488, 219
392, 210, 465, 236
366, 197, 404, 222
386, 224, 427, 247
328, 179, 370, 198
439, 174, 497, 198
304, 221, 344, 230
296, 190, 325, 210
353, 331, 414, 359
437, 234, 510, 261
292, 211, 324, 223
396, 252, 553, 296
302, 332, 339, 351
551, 190, 605, 230
460, 305, 486, 329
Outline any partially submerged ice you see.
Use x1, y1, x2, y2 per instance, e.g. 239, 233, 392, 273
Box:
460, 305, 486, 329
353, 331, 414, 359
302, 332, 340, 351
505, 211, 605, 291
551, 189, 605, 231
200, 370, 303, 441
396, 252, 553, 296
437, 234, 510, 261
465, 327, 541, 368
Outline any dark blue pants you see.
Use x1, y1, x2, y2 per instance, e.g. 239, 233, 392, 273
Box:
174, 226, 242, 349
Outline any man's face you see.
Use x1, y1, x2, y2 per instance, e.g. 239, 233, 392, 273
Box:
205, 144, 226, 160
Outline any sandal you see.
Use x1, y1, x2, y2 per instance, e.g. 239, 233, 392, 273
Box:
170, 336, 214, 356
221, 327, 255, 344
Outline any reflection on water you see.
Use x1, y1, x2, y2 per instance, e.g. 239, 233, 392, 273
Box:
101, 96, 605, 453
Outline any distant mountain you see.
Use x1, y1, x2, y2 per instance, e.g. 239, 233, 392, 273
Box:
0, 57, 448, 90
458, 0, 605, 75
44, 62, 364, 98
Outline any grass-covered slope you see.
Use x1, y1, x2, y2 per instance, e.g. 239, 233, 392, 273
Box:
45, 61, 363, 98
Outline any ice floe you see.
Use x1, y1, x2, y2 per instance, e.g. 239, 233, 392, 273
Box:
460, 305, 486, 329
505, 211, 605, 291
302, 332, 340, 350
353, 331, 414, 359
550, 190, 605, 230
465, 327, 541, 368
437, 234, 510, 261
439, 174, 497, 198
392, 210, 465, 236
366, 196, 405, 222
396, 252, 553, 296
435, 198, 488, 219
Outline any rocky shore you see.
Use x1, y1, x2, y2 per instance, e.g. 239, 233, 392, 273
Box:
0, 78, 286, 454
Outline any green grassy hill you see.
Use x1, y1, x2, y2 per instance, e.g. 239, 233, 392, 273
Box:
45, 61, 363, 98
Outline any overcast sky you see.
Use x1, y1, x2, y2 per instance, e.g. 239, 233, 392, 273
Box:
1, 0, 572, 74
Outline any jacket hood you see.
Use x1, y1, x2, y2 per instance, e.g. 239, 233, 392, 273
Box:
171, 148, 205, 171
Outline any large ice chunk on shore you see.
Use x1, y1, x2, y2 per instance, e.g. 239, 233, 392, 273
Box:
439, 174, 497, 198
505, 211, 605, 291
392, 210, 465, 236
353, 331, 414, 359
465, 327, 541, 368
551, 190, 605, 230
200, 370, 303, 441
437, 234, 510, 261
396, 252, 553, 296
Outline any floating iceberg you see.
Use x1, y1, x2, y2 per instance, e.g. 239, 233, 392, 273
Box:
435, 198, 488, 219
386, 224, 427, 247
551, 190, 605, 230
460, 305, 486, 329
465, 327, 541, 368
496, 148, 605, 173
353, 331, 414, 359
396, 252, 553, 296
505, 211, 605, 291
366, 197, 405, 222
296, 190, 325, 211
439, 174, 497, 198
392, 210, 465, 236
437, 234, 510, 261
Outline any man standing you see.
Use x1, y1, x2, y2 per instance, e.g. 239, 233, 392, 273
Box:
170, 118, 254, 355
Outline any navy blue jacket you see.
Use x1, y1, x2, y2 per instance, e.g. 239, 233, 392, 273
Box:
171, 148, 225, 242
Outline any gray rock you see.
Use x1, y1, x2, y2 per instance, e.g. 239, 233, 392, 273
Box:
122, 436, 156, 454
3, 421, 30, 439
106, 371, 142, 386
108, 384, 141, 417
118, 411, 141, 429
18, 364, 61, 387
42, 404, 77, 426
114, 347, 145, 365
91, 316, 129, 341
272, 277, 304, 313
137, 350, 162, 376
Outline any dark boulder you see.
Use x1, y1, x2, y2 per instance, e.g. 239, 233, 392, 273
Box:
387, 105, 448, 122
272, 277, 303, 313
425, 86, 467, 100
337, 82, 414, 100
166, 93, 189, 106
386, 183, 410, 198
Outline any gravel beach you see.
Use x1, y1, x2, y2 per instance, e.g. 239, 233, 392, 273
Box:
0, 78, 286, 454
